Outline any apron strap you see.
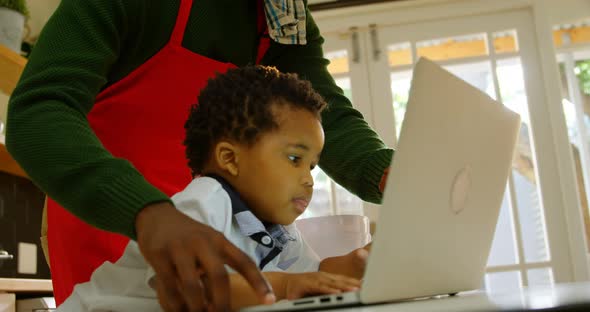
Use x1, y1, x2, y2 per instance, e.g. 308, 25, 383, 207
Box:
256, 0, 271, 64
170, 0, 194, 46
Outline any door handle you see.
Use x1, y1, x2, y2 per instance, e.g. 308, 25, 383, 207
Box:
369, 24, 381, 62
350, 26, 360, 64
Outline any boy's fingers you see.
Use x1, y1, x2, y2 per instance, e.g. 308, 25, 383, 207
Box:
315, 285, 342, 295
322, 273, 362, 288
288, 283, 339, 300
355, 248, 369, 260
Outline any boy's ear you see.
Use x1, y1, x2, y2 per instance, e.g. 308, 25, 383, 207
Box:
214, 141, 240, 176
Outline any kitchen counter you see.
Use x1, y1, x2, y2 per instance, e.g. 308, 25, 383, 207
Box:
0, 278, 52, 294
0, 141, 27, 179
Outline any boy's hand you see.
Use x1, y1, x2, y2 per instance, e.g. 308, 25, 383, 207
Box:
284, 272, 360, 300
319, 247, 370, 280
136, 202, 275, 312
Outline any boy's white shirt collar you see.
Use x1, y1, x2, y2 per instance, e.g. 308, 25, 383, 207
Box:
206, 174, 297, 270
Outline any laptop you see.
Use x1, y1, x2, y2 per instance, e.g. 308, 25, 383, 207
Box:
241, 57, 522, 311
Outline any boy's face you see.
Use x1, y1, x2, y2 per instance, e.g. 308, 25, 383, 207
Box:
233, 104, 324, 225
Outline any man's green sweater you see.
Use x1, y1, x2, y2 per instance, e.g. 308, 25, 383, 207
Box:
6, 0, 393, 240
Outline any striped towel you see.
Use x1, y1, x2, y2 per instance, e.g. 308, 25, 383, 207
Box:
263, 0, 307, 45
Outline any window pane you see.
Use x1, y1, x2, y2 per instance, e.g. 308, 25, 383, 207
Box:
514, 167, 550, 262
553, 21, 590, 48
527, 268, 554, 287
496, 58, 550, 263
304, 167, 332, 219
390, 71, 412, 138
493, 30, 519, 54
487, 187, 519, 266
325, 50, 349, 75
496, 58, 530, 119
416, 33, 488, 62
388, 42, 413, 67
334, 183, 363, 215
304, 167, 363, 219
444, 61, 496, 98
334, 77, 353, 101
485, 271, 522, 293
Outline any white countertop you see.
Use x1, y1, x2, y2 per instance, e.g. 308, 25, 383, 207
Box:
319, 282, 590, 311
0, 278, 52, 293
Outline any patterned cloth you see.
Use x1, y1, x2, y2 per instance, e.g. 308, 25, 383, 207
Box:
264, 0, 307, 44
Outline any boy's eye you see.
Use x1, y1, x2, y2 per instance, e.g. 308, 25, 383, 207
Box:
288, 155, 301, 164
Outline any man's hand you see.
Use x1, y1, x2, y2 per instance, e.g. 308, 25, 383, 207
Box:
135, 202, 275, 311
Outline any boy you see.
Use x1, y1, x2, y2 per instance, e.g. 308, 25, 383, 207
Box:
57, 66, 369, 311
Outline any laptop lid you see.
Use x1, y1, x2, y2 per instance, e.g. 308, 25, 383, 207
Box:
360, 57, 521, 303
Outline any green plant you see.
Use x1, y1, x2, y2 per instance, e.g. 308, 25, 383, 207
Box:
0, 0, 29, 18
575, 60, 590, 96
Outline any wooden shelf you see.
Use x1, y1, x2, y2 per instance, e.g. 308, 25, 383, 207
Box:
0, 142, 27, 179
0, 44, 28, 179
0, 278, 52, 293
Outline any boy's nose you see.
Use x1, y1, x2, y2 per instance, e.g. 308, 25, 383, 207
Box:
302, 169, 314, 188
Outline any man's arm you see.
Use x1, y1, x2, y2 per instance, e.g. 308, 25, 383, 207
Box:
6, 0, 169, 239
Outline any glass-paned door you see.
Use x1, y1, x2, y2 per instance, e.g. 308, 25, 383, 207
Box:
365, 8, 584, 288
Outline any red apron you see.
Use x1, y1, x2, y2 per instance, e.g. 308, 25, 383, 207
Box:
47, 0, 270, 304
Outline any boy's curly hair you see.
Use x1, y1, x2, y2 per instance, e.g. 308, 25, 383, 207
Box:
184, 66, 327, 176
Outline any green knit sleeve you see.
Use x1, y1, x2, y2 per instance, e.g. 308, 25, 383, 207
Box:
262, 7, 394, 204
5, 0, 170, 240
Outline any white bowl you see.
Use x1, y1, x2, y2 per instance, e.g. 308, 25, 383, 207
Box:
295, 215, 372, 259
